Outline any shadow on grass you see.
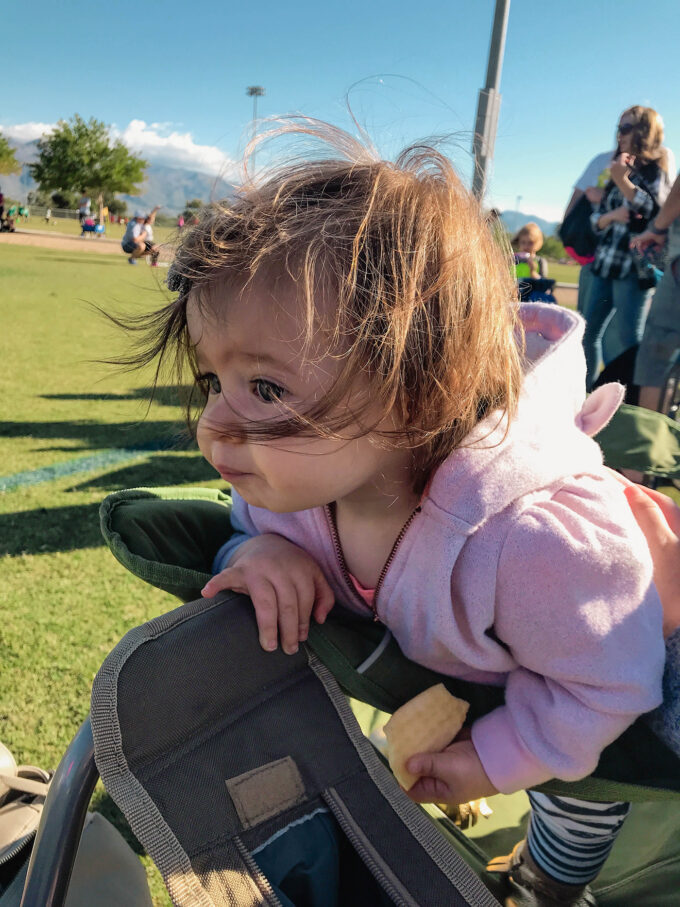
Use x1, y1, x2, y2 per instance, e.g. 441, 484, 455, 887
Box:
68, 454, 218, 492
40, 385, 195, 407
34, 254, 127, 267
1, 502, 104, 556
0, 419, 191, 453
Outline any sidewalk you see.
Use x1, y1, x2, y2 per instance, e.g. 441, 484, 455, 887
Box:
2, 229, 173, 260
553, 282, 577, 310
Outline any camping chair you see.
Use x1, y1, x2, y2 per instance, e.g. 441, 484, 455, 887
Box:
20, 404, 680, 907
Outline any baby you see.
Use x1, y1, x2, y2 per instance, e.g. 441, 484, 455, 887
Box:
133, 122, 666, 906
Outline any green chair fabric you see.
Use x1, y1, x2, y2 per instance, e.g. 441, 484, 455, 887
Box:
596, 403, 680, 477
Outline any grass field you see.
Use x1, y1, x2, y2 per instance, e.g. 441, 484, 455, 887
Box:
545, 260, 581, 284
0, 243, 223, 904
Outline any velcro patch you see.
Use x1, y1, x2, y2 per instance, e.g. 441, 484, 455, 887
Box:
226, 756, 305, 829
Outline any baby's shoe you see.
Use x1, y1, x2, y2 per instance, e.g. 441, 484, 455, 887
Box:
487, 841, 597, 907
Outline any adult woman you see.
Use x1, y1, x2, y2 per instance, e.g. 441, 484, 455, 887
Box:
582, 106, 671, 390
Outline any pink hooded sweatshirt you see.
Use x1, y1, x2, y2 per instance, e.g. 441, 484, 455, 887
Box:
216, 303, 665, 795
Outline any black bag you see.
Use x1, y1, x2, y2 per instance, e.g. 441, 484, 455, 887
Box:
558, 194, 597, 257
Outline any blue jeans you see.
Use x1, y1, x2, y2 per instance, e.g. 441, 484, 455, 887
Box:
578, 263, 624, 367
582, 271, 650, 390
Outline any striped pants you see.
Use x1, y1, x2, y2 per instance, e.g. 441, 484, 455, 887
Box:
527, 792, 631, 885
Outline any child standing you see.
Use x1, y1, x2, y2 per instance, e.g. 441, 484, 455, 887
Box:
131, 123, 668, 906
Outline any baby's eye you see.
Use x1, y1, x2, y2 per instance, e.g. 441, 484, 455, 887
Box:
198, 373, 221, 395
251, 378, 286, 403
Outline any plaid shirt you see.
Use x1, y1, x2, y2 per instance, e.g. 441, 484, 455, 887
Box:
590, 162, 670, 279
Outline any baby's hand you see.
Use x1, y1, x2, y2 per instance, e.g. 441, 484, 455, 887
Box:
405, 736, 498, 806
201, 534, 335, 655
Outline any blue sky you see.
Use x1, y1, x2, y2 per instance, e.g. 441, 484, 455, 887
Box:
3, 0, 679, 221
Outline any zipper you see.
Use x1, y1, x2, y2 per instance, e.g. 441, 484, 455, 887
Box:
324, 503, 422, 622
373, 505, 421, 607
234, 836, 284, 907
323, 788, 417, 906
0, 829, 36, 867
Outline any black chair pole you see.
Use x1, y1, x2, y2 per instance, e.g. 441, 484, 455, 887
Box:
21, 718, 99, 907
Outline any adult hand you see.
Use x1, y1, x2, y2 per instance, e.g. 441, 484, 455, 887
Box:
585, 186, 604, 205
406, 736, 499, 806
611, 153, 635, 187
609, 205, 630, 225
201, 533, 335, 654
631, 227, 667, 254
624, 484, 680, 637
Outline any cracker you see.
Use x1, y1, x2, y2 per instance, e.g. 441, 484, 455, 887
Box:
383, 684, 469, 791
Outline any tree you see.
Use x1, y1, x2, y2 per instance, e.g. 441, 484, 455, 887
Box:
107, 198, 127, 216
540, 235, 566, 260
182, 198, 204, 221
27, 190, 50, 207
51, 191, 77, 210
30, 115, 147, 218
0, 133, 21, 175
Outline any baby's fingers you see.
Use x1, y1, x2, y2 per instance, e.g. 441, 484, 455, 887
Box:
405, 755, 452, 803
312, 571, 335, 625
201, 566, 246, 598
273, 578, 303, 655
247, 576, 282, 653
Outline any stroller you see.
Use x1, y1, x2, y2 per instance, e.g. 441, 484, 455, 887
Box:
14, 406, 680, 907
513, 253, 557, 304
80, 219, 105, 238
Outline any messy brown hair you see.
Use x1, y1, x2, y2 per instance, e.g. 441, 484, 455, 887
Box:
121, 119, 523, 487
619, 106, 667, 169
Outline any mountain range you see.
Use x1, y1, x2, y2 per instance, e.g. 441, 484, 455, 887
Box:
2, 139, 559, 232
499, 209, 560, 237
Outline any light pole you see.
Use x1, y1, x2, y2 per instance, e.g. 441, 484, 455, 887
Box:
471, 0, 510, 201
246, 85, 265, 171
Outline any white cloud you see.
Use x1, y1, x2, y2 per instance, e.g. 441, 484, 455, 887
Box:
114, 119, 237, 178
513, 200, 565, 223
1, 119, 237, 179
1, 122, 54, 143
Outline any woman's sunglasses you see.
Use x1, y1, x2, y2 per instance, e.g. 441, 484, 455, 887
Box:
617, 123, 635, 135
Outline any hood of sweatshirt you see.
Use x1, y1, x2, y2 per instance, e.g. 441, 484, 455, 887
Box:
424, 303, 624, 537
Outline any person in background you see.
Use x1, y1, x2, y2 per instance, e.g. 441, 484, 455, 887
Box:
141, 213, 161, 267
0, 188, 4, 221
631, 171, 680, 413
77, 192, 91, 225
582, 106, 671, 390
177, 214, 185, 230
512, 222, 548, 279
623, 482, 680, 761
45, 206, 51, 224
563, 122, 676, 356
121, 206, 161, 264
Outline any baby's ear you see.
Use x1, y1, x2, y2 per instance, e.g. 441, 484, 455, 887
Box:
575, 383, 625, 437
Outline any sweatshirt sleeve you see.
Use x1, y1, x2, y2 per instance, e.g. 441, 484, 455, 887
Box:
211, 489, 260, 573
470, 479, 665, 794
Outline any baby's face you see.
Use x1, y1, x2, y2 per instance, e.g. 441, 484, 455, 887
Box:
188, 277, 413, 513
517, 234, 538, 254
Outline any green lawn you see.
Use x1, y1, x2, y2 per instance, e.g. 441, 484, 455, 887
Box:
544, 260, 581, 284
0, 243, 222, 904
